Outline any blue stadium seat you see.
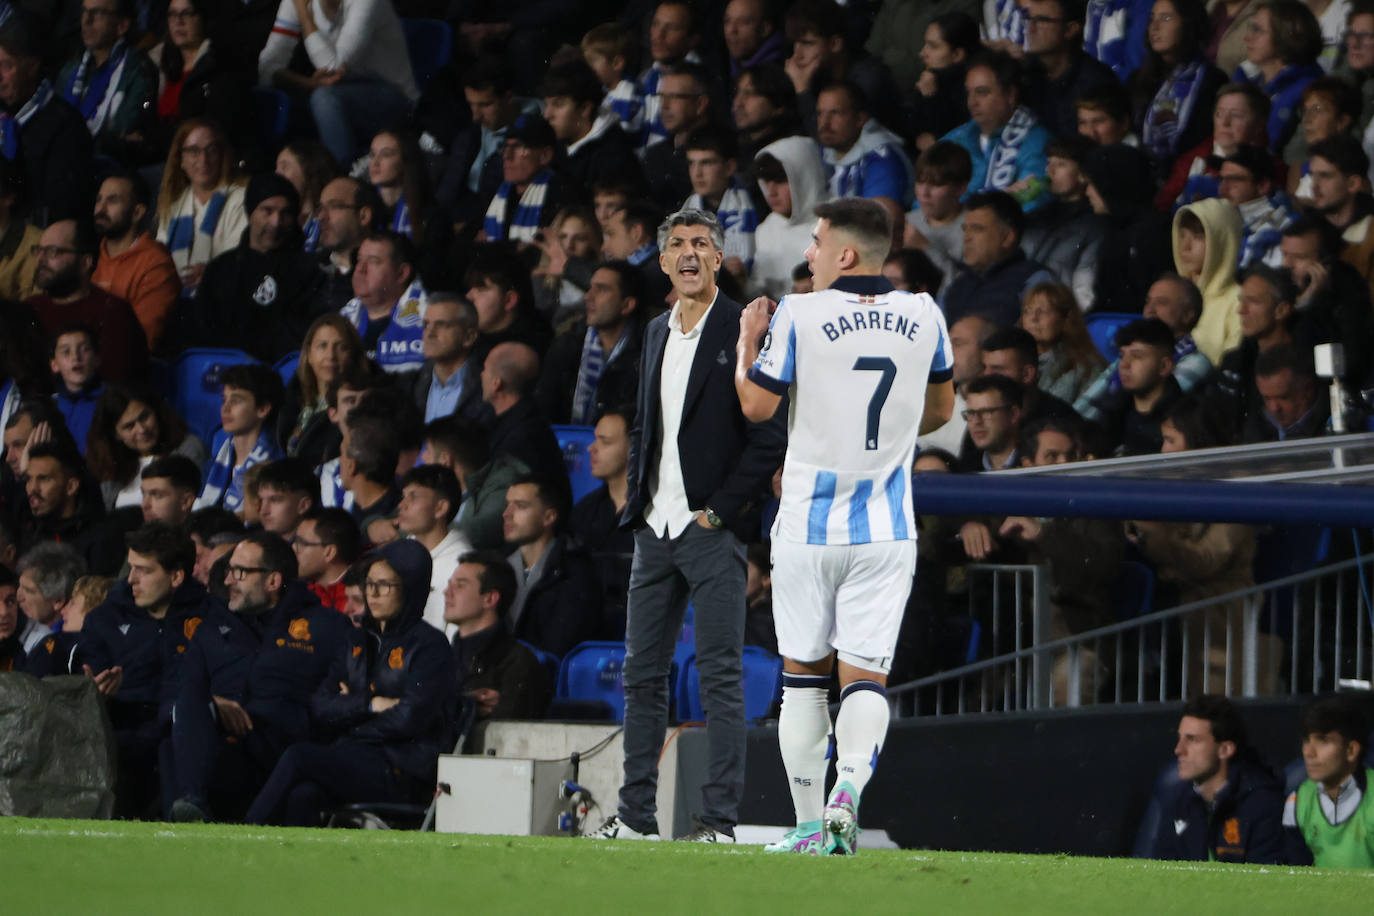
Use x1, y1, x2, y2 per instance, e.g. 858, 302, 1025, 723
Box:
553, 425, 599, 503
1084, 313, 1139, 361
172, 348, 261, 448
555, 641, 628, 722
1115, 560, 1156, 621
250, 87, 290, 149
676, 646, 783, 722
400, 18, 453, 92
274, 351, 300, 386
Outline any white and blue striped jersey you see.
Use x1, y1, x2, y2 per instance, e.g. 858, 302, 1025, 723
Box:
749, 276, 953, 546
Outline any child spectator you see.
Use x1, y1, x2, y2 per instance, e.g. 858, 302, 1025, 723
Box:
582, 22, 644, 141
682, 125, 758, 286
905, 141, 971, 291
751, 137, 830, 299
195, 364, 284, 515
1172, 198, 1244, 362
49, 324, 104, 454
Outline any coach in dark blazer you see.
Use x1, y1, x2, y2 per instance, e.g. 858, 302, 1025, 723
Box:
592, 209, 786, 843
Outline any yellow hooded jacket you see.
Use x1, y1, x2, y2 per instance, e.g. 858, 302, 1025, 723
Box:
1172, 197, 1242, 364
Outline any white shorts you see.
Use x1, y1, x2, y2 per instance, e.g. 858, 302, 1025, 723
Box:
771, 539, 917, 669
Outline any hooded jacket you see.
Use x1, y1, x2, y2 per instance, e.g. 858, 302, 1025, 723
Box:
752, 135, 831, 300
312, 540, 455, 783
180, 578, 349, 742
822, 119, 914, 208
1173, 197, 1243, 363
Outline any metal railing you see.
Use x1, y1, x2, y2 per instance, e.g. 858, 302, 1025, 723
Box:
888, 555, 1374, 718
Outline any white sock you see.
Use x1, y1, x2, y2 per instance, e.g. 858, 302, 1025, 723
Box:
832, 681, 889, 799
778, 675, 832, 826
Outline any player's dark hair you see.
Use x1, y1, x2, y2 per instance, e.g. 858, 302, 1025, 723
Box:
1182, 693, 1249, 749
125, 523, 195, 576
1301, 694, 1369, 755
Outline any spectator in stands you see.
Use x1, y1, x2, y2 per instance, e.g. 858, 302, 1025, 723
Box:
1158, 82, 1272, 210
920, 314, 993, 455
732, 64, 804, 177
1140, 694, 1284, 862
1212, 264, 1297, 431
167, 530, 348, 822
315, 176, 383, 311
1286, 76, 1361, 201
1336, 2, 1374, 129
682, 126, 758, 286
815, 80, 913, 233
1100, 318, 1184, 455
637, 0, 703, 153
783, 0, 903, 138
339, 230, 427, 374
532, 206, 604, 318
187, 173, 328, 363
502, 475, 601, 658
155, 117, 247, 291
882, 249, 945, 296
941, 190, 1056, 328
293, 507, 359, 613
980, 325, 1083, 425
395, 464, 470, 634
1019, 282, 1107, 404
1278, 217, 1374, 390
256, 0, 417, 167
24, 571, 112, 678
481, 341, 567, 487
1232, 0, 1323, 151
0, 20, 94, 226
142, 0, 246, 166
960, 375, 1026, 472
1172, 197, 1244, 362
1129, 0, 1228, 171
91, 171, 180, 353
1139, 273, 1213, 394
536, 262, 646, 427
912, 11, 979, 152
1023, 0, 1122, 141
196, 364, 284, 515
86, 383, 208, 512
1246, 341, 1327, 441
3, 398, 73, 482
15, 541, 84, 656
1283, 694, 1374, 868
254, 459, 319, 537
1075, 79, 1141, 148
339, 559, 366, 625
445, 549, 553, 719
481, 114, 582, 244
570, 404, 635, 557
0, 567, 19, 671
339, 414, 402, 529
81, 523, 221, 816
21, 440, 120, 573
49, 324, 104, 454
1307, 135, 1374, 301
1218, 144, 1297, 267
752, 138, 824, 299
542, 60, 644, 199
419, 417, 521, 551
724, 0, 784, 78
1021, 136, 1104, 309
941, 51, 1052, 212
1083, 142, 1176, 314
582, 22, 645, 142
138, 455, 201, 528
1209, 1, 1265, 76
598, 200, 670, 308
27, 218, 149, 383
642, 63, 714, 210
389, 293, 481, 426
313, 376, 398, 512
244, 538, 453, 827
0, 158, 38, 300
56, 0, 155, 154
367, 130, 430, 246
186, 506, 242, 586
904, 141, 970, 292
465, 244, 554, 366
275, 140, 340, 253
277, 314, 365, 465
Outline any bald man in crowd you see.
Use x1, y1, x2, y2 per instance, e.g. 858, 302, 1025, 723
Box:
480, 341, 567, 487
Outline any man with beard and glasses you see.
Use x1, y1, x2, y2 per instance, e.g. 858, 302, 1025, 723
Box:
25, 218, 148, 382
181, 173, 328, 363
91, 170, 180, 352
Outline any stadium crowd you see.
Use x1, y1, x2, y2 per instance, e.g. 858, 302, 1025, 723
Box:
0, 0, 1369, 858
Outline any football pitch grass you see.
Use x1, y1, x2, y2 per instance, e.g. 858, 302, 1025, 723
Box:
4, 817, 1371, 915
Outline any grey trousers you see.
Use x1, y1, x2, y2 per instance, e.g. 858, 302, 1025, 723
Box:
617, 521, 747, 834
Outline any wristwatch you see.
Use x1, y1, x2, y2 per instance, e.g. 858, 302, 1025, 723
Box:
703, 507, 724, 529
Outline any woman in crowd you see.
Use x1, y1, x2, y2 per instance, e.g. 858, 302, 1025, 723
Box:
244, 540, 454, 827
1131, 0, 1228, 172
1019, 282, 1107, 404
1234, 0, 1325, 151
367, 129, 430, 246
86, 385, 207, 510
1287, 75, 1361, 197
155, 117, 247, 292
912, 11, 980, 152
277, 314, 369, 467
275, 139, 340, 253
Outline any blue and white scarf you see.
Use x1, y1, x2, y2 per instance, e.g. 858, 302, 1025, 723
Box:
482, 168, 551, 243
164, 188, 228, 263
1142, 60, 1206, 163
571, 328, 629, 426
303, 214, 320, 253
988, 0, 1028, 49
0, 79, 53, 161
390, 191, 411, 238
603, 77, 644, 141
317, 457, 353, 511
340, 277, 429, 373
685, 179, 758, 269
984, 107, 1038, 191
0, 377, 19, 433
195, 427, 283, 513
62, 39, 131, 135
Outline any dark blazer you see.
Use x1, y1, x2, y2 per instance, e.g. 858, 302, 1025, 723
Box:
622, 292, 787, 540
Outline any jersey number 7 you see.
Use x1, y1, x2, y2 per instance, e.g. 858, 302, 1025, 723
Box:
853, 357, 896, 450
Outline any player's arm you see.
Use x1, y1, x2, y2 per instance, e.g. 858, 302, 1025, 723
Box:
920, 379, 955, 434
735, 297, 785, 423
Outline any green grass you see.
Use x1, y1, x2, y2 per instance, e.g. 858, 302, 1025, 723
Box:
3, 818, 1372, 915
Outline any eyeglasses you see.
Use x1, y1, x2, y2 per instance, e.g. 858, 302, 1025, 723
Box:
1349, 31, 1374, 44
30, 245, 77, 259
365, 579, 402, 595
961, 405, 1013, 421
181, 143, 220, 159
227, 565, 269, 580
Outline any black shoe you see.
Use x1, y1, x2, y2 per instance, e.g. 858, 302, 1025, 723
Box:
170, 797, 209, 823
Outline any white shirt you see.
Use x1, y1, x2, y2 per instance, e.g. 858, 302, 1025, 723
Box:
645, 294, 717, 538
421, 529, 472, 638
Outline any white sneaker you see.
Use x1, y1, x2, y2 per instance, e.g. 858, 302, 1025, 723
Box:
585, 814, 660, 840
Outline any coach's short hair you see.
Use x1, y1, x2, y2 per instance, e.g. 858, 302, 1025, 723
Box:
657, 207, 725, 253
813, 198, 892, 265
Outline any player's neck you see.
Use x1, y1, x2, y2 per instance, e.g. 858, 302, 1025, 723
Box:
826, 264, 884, 287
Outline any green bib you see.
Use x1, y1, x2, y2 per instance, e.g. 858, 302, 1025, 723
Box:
1296, 767, 1374, 869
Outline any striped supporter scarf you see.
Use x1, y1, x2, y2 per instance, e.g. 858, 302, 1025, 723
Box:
482, 169, 551, 242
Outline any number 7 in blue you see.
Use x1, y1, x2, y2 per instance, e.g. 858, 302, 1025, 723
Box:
853, 357, 896, 450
